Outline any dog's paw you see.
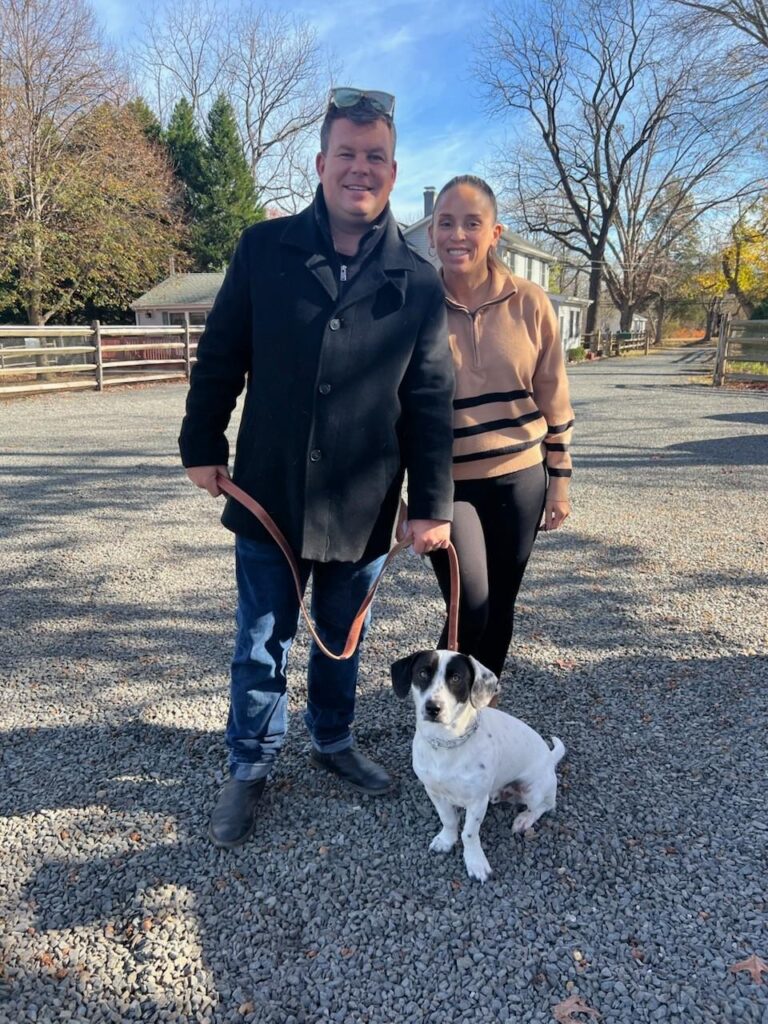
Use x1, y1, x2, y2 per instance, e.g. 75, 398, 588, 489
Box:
512, 809, 539, 833
464, 848, 492, 883
429, 830, 457, 854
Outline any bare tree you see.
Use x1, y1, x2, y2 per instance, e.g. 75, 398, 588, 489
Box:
670, 1, 768, 98
671, 1, 768, 48
131, 0, 226, 124
132, 2, 335, 210
222, 8, 334, 209
0, 0, 122, 322
476, 0, 736, 343
602, 97, 760, 335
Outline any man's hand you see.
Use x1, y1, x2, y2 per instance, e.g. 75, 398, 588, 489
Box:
407, 519, 451, 555
541, 499, 571, 531
186, 465, 229, 497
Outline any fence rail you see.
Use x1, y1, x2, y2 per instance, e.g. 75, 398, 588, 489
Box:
0, 321, 202, 397
584, 329, 652, 357
713, 317, 768, 386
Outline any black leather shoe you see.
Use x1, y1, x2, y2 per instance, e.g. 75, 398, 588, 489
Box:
209, 777, 266, 849
310, 746, 395, 795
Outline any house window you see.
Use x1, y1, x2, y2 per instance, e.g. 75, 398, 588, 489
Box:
569, 310, 576, 338
163, 311, 207, 327
526, 257, 534, 280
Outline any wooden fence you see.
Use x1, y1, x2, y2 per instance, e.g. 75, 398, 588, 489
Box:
0, 321, 202, 397
584, 330, 652, 357
713, 317, 768, 386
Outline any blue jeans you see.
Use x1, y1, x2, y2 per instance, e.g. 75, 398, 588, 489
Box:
227, 536, 387, 781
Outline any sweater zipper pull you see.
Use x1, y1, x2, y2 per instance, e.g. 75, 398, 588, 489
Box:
340, 264, 347, 282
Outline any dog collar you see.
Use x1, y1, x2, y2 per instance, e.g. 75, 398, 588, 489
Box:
425, 716, 480, 749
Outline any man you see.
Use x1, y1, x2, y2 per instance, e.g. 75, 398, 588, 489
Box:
179, 88, 454, 849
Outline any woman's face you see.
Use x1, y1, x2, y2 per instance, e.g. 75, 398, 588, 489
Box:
429, 184, 502, 278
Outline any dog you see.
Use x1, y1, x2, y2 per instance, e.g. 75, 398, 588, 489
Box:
391, 650, 565, 883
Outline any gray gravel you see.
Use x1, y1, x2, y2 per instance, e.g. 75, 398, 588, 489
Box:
0, 347, 766, 1024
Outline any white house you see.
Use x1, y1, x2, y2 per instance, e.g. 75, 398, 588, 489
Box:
402, 188, 591, 352
131, 270, 224, 327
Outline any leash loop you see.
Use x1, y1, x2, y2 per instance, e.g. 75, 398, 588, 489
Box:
216, 473, 460, 660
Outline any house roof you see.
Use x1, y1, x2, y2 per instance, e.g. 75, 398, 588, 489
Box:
131, 273, 225, 310
400, 216, 557, 263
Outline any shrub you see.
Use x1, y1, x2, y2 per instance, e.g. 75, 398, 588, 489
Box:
567, 345, 586, 362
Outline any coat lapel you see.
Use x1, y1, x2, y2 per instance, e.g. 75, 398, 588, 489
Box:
279, 196, 416, 310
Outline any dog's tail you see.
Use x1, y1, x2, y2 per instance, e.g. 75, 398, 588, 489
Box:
550, 736, 566, 766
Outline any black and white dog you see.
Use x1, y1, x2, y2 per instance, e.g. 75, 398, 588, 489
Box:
391, 650, 565, 883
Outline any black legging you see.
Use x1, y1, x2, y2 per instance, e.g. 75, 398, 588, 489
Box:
430, 462, 547, 678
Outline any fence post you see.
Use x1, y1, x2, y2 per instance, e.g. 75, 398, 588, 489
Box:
92, 320, 104, 392
713, 314, 729, 387
644, 329, 650, 356
183, 313, 191, 380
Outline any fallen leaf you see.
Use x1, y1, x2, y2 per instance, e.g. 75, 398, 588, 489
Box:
38, 952, 54, 968
305, 949, 319, 959
59, 830, 70, 841
318, 845, 330, 856
238, 1001, 254, 1015
129, 832, 142, 843
630, 947, 645, 962
54, 968, 68, 980
553, 995, 601, 1022
555, 659, 576, 670
729, 954, 768, 984
450, 880, 462, 891
141, 918, 153, 932
340, 947, 356, 958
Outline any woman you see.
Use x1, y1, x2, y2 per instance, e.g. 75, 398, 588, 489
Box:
427, 175, 574, 679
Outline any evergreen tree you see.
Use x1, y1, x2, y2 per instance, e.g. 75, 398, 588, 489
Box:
193, 94, 262, 270
126, 97, 163, 147
165, 98, 205, 200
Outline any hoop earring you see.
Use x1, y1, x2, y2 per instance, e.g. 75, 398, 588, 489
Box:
428, 244, 436, 257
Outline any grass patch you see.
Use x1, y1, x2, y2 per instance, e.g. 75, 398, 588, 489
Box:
726, 360, 768, 377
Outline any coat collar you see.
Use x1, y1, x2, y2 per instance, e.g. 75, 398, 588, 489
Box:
280, 188, 416, 306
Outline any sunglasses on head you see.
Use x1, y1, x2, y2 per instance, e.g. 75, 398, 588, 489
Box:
329, 88, 395, 117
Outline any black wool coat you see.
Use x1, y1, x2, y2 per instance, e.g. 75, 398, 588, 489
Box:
178, 197, 455, 562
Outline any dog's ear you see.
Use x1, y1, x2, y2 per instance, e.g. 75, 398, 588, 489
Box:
390, 653, 419, 699
468, 656, 499, 709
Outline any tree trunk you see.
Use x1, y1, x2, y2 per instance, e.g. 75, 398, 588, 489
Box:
655, 295, 666, 347
584, 258, 603, 351
619, 305, 634, 332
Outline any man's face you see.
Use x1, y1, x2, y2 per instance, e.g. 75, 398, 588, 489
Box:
316, 118, 397, 233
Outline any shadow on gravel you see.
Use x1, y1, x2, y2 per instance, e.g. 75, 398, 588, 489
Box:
573, 433, 768, 469
6, 644, 766, 1019
706, 411, 768, 427
0, 457, 191, 542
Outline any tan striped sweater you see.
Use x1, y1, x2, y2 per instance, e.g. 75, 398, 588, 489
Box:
444, 266, 574, 501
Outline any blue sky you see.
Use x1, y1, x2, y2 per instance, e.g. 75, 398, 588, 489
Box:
91, 0, 501, 222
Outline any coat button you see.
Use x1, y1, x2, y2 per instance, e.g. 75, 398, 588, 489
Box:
309, 449, 322, 462
318, 383, 331, 395
328, 318, 341, 331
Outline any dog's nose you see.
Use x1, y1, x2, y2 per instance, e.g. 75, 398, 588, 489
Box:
424, 700, 441, 720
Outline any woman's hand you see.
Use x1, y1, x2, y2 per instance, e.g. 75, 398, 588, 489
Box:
541, 499, 571, 531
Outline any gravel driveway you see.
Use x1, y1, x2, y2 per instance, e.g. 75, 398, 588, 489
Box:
1, 348, 766, 1024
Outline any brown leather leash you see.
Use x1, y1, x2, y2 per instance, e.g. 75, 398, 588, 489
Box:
216, 473, 460, 661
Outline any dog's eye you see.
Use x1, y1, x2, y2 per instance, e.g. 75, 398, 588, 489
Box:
418, 668, 430, 678
449, 674, 460, 684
